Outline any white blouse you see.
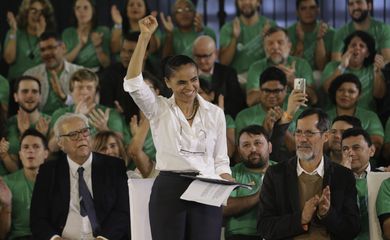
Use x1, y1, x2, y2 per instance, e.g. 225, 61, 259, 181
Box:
123, 74, 231, 177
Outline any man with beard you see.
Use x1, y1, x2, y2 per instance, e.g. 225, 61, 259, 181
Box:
24, 32, 83, 115
0, 129, 49, 239
287, 0, 335, 71
341, 128, 376, 240
258, 108, 360, 239
327, 115, 362, 164
332, 0, 390, 62
246, 26, 317, 106
5, 76, 51, 165
219, 0, 276, 85
223, 125, 274, 240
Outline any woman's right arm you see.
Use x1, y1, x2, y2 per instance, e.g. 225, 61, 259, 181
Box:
3, 12, 18, 64
126, 16, 158, 80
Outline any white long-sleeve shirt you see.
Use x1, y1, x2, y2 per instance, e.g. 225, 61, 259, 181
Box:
123, 74, 231, 177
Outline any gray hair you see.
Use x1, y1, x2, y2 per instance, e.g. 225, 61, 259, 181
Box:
53, 113, 89, 139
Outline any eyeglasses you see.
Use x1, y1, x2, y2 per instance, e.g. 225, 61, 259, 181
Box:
59, 127, 91, 141
261, 88, 285, 94
194, 53, 213, 60
175, 7, 193, 13
294, 130, 324, 138
178, 125, 207, 156
40, 44, 60, 53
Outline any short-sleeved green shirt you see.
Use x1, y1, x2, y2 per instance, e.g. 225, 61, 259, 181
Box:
326, 107, 384, 137
0, 75, 9, 106
332, 19, 390, 55
355, 178, 369, 240
62, 26, 111, 69
235, 103, 298, 136
225, 161, 275, 237
219, 16, 276, 74
50, 104, 130, 144
6, 113, 51, 155
162, 26, 216, 57
321, 61, 376, 110
377, 178, 390, 217
287, 21, 335, 70
3, 170, 34, 239
385, 118, 390, 144
225, 114, 235, 129
246, 56, 314, 91
4, 30, 41, 80
41, 70, 66, 115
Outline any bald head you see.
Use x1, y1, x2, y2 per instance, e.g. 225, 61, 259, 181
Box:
192, 36, 218, 73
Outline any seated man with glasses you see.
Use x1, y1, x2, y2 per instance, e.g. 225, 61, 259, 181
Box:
258, 108, 360, 240
23, 32, 83, 115
30, 113, 129, 240
192, 35, 246, 118
236, 66, 301, 156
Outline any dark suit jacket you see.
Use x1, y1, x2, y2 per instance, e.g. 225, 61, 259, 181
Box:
258, 156, 360, 240
211, 62, 247, 118
30, 152, 130, 240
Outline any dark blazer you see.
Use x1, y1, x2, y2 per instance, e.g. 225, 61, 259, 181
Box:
211, 62, 247, 118
258, 156, 360, 240
30, 152, 130, 240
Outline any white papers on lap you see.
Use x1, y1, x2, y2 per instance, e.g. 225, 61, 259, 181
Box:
180, 180, 238, 207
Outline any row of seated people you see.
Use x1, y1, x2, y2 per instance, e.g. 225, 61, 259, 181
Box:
1, 109, 390, 239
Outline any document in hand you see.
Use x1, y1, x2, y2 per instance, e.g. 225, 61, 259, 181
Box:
180, 175, 253, 207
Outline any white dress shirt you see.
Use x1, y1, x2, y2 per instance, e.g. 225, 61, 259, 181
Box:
296, 156, 325, 177
123, 74, 231, 177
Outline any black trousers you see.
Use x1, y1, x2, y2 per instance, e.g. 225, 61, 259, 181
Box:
149, 171, 223, 240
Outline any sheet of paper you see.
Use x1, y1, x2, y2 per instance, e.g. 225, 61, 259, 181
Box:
180, 180, 238, 207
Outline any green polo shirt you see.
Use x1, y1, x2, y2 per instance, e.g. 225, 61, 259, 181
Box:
377, 178, 390, 217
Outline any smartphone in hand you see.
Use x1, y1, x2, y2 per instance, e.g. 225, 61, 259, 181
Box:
294, 78, 306, 94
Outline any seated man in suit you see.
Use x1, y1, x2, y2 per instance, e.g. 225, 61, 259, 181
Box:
30, 113, 129, 240
258, 108, 360, 239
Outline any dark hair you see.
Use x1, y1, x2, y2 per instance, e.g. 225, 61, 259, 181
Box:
260, 66, 287, 87
296, 108, 330, 132
328, 73, 361, 105
123, 31, 150, 49
162, 55, 198, 79
39, 31, 61, 42
235, 0, 260, 16
342, 127, 372, 147
342, 31, 376, 67
143, 71, 163, 92
332, 115, 362, 128
20, 128, 49, 150
122, 0, 151, 33
13, 75, 41, 94
70, 0, 97, 29
296, 0, 318, 9
199, 77, 213, 94
238, 125, 270, 144
264, 26, 289, 40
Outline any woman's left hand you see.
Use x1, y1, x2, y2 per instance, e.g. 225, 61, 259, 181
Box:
220, 173, 235, 182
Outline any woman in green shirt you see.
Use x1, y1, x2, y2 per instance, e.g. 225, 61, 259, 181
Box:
3, 0, 56, 80
62, 0, 111, 70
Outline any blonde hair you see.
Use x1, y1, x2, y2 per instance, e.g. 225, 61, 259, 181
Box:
92, 131, 129, 166
17, 0, 56, 31
69, 68, 100, 92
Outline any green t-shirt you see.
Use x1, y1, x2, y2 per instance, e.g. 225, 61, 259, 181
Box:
377, 178, 390, 217
4, 29, 41, 80
235, 103, 298, 136
0, 161, 8, 176
162, 26, 216, 57
0, 75, 9, 106
321, 61, 376, 110
62, 26, 111, 69
225, 161, 275, 237
355, 178, 369, 240
246, 56, 314, 91
332, 19, 390, 55
219, 16, 276, 74
326, 107, 384, 137
50, 104, 130, 144
225, 114, 235, 129
3, 170, 34, 239
41, 70, 66, 115
385, 118, 390, 144
287, 21, 335, 70
6, 113, 51, 155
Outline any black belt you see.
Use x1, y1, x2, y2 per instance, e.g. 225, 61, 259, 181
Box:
159, 171, 199, 177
